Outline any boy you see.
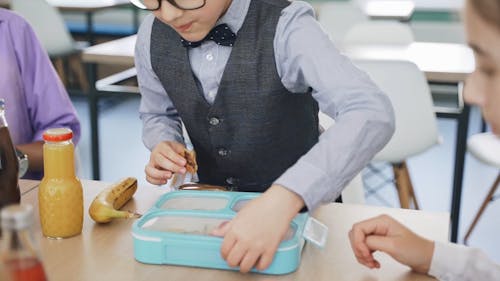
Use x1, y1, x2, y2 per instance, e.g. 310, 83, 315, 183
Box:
133, 0, 394, 272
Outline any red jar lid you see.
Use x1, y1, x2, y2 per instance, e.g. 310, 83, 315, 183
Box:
43, 128, 73, 142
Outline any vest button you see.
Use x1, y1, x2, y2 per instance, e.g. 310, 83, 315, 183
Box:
218, 148, 229, 157
209, 117, 220, 126
226, 177, 235, 185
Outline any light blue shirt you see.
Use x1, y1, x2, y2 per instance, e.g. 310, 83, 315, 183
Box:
135, 0, 395, 211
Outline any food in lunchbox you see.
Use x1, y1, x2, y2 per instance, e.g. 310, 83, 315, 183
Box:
183, 148, 198, 173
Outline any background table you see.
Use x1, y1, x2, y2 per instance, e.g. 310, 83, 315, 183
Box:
362, 0, 416, 22
19, 179, 448, 281
0, 0, 135, 44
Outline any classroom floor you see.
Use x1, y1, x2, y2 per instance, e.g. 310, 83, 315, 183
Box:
71, 94, 500, 263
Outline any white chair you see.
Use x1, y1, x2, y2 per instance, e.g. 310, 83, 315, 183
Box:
354, 59, 440, 209
11, 0, 88, 91
343, 21, 415, 46
317, 1, 368, 46
464, 133, 500, 244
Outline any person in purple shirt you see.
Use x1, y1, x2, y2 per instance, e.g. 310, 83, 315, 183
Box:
0, 8, 81, 179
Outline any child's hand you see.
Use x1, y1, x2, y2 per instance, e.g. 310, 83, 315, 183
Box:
145, 141, 187, 185
211, 185, 304, 273
349, 214, 435, 274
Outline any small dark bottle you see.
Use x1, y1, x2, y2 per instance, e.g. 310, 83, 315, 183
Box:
1, 204, 48, 281
0, 98, 21, 213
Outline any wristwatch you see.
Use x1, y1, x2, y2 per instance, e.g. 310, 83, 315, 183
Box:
15, 149, 29, 178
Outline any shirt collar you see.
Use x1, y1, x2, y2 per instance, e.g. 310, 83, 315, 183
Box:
217, 0, 250, 33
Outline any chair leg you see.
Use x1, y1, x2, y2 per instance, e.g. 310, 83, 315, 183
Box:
53, 58, 67, 86
393, 162, 419, 209
393, 162, 411, 209
69, 55, 89, 92
402, 162, 420, 210
464, 173, 500, 245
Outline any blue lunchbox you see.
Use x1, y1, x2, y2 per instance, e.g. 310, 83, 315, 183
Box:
132, 190, 309, 275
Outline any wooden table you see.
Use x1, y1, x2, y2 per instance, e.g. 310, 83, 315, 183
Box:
19, 179, 448, 281
83, 35, 136, 65
19, 179, 40, 195
0, 0, 136, 44
343, 42, 474, 242
361, 0, 415, 21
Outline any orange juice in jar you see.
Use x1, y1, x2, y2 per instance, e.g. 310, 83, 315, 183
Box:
39, 128, 83, 238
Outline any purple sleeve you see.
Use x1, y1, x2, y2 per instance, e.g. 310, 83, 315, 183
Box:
13, 18, 81, 144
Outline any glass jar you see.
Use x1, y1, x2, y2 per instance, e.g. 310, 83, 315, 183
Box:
0, 204, 47, 281
0, 99, 21, 221
39, 128, 83, 238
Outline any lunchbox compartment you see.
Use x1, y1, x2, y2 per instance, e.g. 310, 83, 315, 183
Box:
154, 191, 230, 211
140, 214, 228, 236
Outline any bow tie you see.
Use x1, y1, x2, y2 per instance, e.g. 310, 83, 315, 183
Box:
181, 23, 237, 48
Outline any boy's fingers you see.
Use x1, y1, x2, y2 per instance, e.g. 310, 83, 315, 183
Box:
220, 231, 237, 260
239, 250, 260, 273
366, 236, 395, 257
211, 221, 230, 237
165, 142, 188, 165
226, 243, 247, 268
144, 165, 171, 185
153, 153, 186, 173
145, 176, 165, 186
256, 248, 275, 271
349, 227, 372, 262
156, 142, 187, 167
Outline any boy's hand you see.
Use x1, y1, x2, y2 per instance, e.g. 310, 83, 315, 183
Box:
145, 141, 187, 185
349, 214, 435, 274
211, 185, 304, 273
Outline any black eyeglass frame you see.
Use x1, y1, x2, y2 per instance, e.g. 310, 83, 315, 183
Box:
130, 0, 206, 11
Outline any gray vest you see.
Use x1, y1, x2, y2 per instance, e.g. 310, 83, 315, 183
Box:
150, 0, 319, 192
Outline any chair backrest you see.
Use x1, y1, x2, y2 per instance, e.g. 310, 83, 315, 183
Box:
317, 1, 368, 46
11, 0, 75, 57
343, 21, 415, 46
353, 59, 439, 163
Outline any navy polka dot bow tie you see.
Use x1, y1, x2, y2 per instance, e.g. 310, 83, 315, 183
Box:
181, 23, 237, 48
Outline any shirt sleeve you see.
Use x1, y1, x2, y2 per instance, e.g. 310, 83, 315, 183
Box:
272, 1, 395, 211
14, 17, 81, 144
135, 14, 184, 151
429, 241, 500, 281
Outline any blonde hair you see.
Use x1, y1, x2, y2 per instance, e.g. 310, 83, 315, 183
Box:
470, 0, 500, 29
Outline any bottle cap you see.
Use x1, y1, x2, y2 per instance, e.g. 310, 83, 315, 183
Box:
43, 128, 73, 142
1, 204, 34, 230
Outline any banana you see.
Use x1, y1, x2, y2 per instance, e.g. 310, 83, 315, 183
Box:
89, 177, 141, 223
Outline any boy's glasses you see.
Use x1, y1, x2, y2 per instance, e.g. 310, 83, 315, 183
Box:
129, 0, 206, 11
